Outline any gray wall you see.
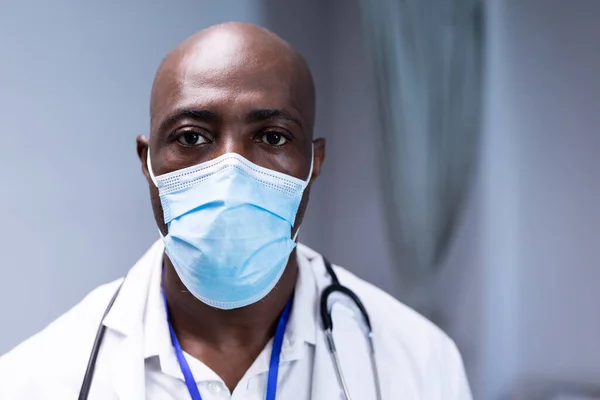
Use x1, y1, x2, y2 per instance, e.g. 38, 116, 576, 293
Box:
508, 0, 600, 391
438, 1, 600, 398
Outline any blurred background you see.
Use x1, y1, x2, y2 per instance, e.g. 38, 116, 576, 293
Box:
1, 0, 599, 398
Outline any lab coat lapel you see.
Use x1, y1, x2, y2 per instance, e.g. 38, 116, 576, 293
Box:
103, 240, 164, 400
110, 329, 146, 400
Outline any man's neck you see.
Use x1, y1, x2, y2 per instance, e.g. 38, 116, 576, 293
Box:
162, 252, 298, 391
162, 251, 298, 351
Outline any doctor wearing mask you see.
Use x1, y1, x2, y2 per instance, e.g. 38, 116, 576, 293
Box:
0, 22, 471, 400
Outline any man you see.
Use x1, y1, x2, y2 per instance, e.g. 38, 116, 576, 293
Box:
0, 23, 471, 399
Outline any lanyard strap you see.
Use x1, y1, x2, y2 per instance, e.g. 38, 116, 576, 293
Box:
162, 288, 294, 400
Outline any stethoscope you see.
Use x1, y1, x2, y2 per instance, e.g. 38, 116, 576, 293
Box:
78, 256, 382, 400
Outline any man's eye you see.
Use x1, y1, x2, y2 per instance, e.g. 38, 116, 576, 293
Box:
261, 132, 289, 146
176, 132, 208, 146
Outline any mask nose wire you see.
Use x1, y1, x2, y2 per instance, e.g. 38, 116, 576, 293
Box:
148, 147, 312, 186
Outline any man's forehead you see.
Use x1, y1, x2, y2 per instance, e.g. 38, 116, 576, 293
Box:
150, 23, 315, 131
151, 44, 296, 110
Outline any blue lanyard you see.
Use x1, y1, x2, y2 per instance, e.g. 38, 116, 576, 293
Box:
162, 288, 294, 400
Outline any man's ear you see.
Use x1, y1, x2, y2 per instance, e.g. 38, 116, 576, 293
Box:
311, 138, 326, 182
136, 135, 151, 181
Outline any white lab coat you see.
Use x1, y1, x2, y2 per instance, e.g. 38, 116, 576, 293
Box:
0, 241, 472, 399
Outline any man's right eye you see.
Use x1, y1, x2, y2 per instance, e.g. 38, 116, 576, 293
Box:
176, 131, 208, 146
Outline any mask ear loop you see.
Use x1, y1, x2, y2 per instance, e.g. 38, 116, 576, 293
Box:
146, 148, 158, 187
292, 144, 315, 243
147, 148, 166, 239
304, 144, 315, 185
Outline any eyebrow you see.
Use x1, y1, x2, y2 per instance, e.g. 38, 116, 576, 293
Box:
247, 109, 304, 131
156, 107, 303, 134
156, 109, 219, 134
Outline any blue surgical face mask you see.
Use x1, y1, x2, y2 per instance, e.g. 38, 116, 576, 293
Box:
147, 149, 313, 310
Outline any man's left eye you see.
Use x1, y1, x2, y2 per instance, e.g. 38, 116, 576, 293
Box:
261, 132, 289, 146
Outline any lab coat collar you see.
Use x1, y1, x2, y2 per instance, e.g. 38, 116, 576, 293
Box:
102, 239, 164, 336
141, 243, 169, 360
285, 245, 319, 346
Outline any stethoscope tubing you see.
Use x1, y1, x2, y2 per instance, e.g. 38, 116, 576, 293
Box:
320, 257, 382, 400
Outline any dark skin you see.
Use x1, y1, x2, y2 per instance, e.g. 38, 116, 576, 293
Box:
135, 23, 325, 392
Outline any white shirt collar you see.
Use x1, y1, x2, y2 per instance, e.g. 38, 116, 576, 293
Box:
142, 248, 319, 378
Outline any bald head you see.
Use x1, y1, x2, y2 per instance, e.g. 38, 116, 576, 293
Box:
150, 22, 315, 138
